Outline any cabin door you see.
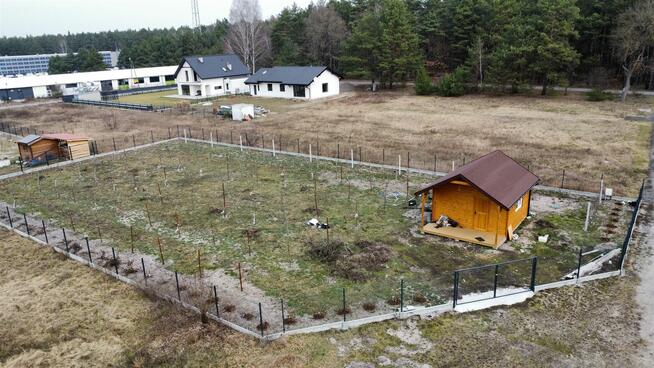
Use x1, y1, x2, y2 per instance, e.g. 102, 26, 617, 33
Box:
473, 196, 490, 231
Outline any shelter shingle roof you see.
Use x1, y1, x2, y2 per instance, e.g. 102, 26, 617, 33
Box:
415, 150, 539, 209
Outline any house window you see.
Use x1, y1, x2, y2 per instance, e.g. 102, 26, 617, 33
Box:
149, 76, 160, 83
322, 83, 328, 93
226, 83, 230, 90
280, 84, 285, 92
515, 197, 523, 212
267, 83, 273, 92
185, 70, 189, 82
214, 85, 222, 90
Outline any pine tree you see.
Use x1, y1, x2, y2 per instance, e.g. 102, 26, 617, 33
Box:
414, 65, 433, 95
377, 0, 423, 88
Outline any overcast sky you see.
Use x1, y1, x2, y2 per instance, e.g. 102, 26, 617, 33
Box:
0, 0, 313, 37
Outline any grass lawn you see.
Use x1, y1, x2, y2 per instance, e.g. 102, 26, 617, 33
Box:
118, 89, 298, 112
117, 89, 189, 107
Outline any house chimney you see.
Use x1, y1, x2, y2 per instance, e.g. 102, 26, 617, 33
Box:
199, 57, 204, 63
227, 63, 232, 71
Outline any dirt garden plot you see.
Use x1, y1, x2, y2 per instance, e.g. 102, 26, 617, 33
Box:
0, 140, 636, 334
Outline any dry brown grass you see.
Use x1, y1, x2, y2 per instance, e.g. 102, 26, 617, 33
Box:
0, 90, 650, 194
0, 227, 645, 367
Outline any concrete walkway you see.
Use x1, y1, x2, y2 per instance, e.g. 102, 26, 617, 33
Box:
636, 129, 654, 366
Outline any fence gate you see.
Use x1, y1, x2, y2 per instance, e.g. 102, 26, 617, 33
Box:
453, 257, 537, 307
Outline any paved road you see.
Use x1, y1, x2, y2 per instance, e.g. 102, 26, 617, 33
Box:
636, 129, 654, 367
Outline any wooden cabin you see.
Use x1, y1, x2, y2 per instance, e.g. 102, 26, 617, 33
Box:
17, 133, 91, 164
415, 150, 538, 249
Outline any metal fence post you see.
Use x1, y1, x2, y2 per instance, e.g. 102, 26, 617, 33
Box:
42, 220, 48, 244
111, 247, 119, 274
560, 169, 566, 189
400, 279, 404, 314
213, 285, 219, 318
530, 257, 538, 291
5, 206, 12, 228
576, 247, 583, 280
141, 258, 147, 285
258, 302, 265, 337
281, 299, 286, 333
85, 237, 92, 263
62, 228, 69, 253
452, 271, 459, 308
175, 271, 181, 300
22, 213, 29, 235
342, 288, 347, 322
493, 264, 499, 298
620, 180, 645, 272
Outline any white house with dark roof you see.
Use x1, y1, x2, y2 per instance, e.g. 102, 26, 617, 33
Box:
244, 66, 340, 100
174, 54, 250, 98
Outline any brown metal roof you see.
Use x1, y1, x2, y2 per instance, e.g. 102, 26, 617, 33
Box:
415, 150, 539, 209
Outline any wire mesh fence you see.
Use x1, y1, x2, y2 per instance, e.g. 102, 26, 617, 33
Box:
0, 128, 645, 340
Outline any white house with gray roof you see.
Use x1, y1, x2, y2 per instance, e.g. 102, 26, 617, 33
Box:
174, 54, 250, 98
245, 66, 340, 100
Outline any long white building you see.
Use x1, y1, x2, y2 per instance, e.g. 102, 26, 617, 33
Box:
245, 66, 340, 100
0, 66, 177, 100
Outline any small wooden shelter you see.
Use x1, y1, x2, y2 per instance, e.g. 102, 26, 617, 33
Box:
17, 133, 91, 163
415, 150, 538, 248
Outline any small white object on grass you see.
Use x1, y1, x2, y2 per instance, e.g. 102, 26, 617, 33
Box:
538, 234, 549, 243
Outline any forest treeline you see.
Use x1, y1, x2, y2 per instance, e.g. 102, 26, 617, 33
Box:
1, 0, 653, 98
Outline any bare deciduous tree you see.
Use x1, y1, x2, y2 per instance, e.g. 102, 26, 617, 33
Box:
613, 0, 654, 102
305, 1, 349, 70
225, 0, 270, 72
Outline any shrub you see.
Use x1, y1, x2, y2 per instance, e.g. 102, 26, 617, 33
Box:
415, 66, 434, 96
434, 67, 468, 97
362, 302, 377, 312
386, 296, 401, 306
586, 88, 613, 102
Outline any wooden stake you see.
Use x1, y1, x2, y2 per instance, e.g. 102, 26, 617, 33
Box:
197, 249, 202, 277
145, 203, 152, 227
314, 174, 319, 219
157, 182, 163, 204
157, 237, 164, 264
222, 182, 227, 214
238, 262, 243, 291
